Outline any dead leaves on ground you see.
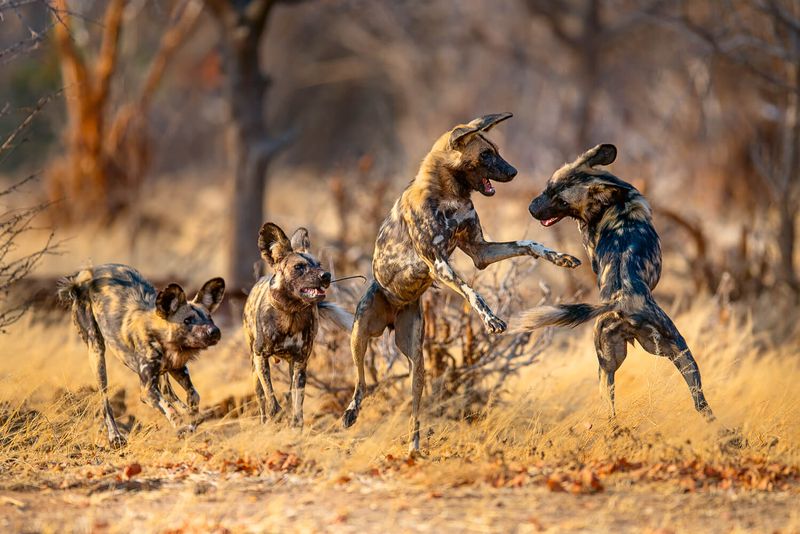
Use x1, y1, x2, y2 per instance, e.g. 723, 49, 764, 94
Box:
351, 454, 799, 494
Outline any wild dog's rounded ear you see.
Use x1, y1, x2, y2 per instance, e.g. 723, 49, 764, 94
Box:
290, 227, 311, 254
586, 144, 617, 167
193, 277, 225, 314
258, 222, 293, 266
156, 283, 187, 319
449, 112, 513, 149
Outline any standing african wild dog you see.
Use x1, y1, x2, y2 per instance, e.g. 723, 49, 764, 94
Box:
516, 143, 714, 420
341, 113, 582, 452
58, 264, 225, 447
244, 223, 353, 428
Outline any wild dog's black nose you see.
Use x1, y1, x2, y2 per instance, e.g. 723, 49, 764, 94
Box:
321, 271, 332, 287
206, 325, 221, 343
507, 166, 518, 178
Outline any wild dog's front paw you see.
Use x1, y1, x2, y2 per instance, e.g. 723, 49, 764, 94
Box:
483, 314, 507, 334
177, 423, 196, 438
342, 408, 359, 428
548, 252, 581, 268
188, 391, 200, 414
108, 434, 127, 449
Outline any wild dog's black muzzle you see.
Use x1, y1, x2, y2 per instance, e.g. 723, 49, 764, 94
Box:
203, 324, 221, 344
528, 193, 565, 227
488, 154, 517, 183
321, 271, 331, 287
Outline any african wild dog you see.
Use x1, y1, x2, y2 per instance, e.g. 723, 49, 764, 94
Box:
341, 113, 582, 452
244, 223, 353, 428
516, 143, 714, 421
58, 264, 225, 447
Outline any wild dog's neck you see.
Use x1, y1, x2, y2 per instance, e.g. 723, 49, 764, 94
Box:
578, 191, 652, 241
268, 275, 313, 313
414, 153, 472, 200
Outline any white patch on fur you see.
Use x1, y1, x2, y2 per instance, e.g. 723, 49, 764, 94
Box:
432, 235, 444, 245
281, 332, 304, 351
518, 240, 553, 258
451, 207, 476, 225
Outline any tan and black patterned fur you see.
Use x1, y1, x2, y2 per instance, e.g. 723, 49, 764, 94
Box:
244, 223, 353, 428
341, 113, 582, 452
518, 143, 714, 421
58, 264, 225, 447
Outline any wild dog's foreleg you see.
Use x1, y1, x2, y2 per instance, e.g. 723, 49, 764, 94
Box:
253, 351, 281, 422
290, 361, 307, 428
594, 312, 629, 419
168, 366, 200, 415
459, 214, 581, 269
75, 301, 125, 448
138, 351, 182, 428
159, 374, 188, 413
429, 254, 506, 334
395, 300, 424, 453
343, 281, 392, 428
634, 306, 715, 421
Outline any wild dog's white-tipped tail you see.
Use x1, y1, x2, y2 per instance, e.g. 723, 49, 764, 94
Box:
56, 269, 92, 305
317, 301, 354, 331
507, 303, 613, 333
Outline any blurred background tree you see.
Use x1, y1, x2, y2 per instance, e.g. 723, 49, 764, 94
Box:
0, 0, 796, 300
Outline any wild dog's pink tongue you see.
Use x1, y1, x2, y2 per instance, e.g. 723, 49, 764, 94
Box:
482, 178, 495, 194
541, 217, 560, 227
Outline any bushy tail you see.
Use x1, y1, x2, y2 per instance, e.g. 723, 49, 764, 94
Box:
508, 302, 614, 333
317, 301, 354, 331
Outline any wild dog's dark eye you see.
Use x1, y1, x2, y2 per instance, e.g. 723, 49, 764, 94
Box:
183, 317, 193, 325
294, 264, 306, 274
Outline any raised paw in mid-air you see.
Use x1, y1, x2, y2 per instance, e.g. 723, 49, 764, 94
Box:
483, 313, 507, 334
548, 251, 581, 268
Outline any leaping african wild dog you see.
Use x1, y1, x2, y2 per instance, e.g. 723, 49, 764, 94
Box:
341, 113, 582, 453
58, 264, 225, 447
515, 143, 714, 421
244, 223, 353, 428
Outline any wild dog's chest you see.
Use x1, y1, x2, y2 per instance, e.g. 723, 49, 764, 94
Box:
426, 200, 477, 251
261, 306, 317, 361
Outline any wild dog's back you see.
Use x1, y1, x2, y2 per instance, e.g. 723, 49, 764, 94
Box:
58, 264, 156, 348
60, 264, 156, 311
585, 192, 662, 303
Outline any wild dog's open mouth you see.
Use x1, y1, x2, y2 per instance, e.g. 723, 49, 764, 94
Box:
540, 217, 562, 227
481, 177, 495, 196
300, 287, 325, 299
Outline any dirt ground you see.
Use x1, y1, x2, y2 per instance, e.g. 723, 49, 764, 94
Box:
2, 470, 798, 533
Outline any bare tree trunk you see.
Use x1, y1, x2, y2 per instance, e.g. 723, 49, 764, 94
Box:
205, 0, 298, 291
226, 32, 270, 291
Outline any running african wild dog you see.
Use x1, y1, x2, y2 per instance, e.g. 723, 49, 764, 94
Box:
244, 223, 353, 427
516, 143, 714, 421
58, 264, 225, 447
341, 113, 582, 453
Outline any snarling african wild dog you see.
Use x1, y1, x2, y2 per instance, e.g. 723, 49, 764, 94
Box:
516, 143, 714, 421
58, 264, 225, 447
244, 223, 353, 428
341, 113, 582, 452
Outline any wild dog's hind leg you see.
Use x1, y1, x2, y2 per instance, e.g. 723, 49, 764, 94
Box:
594, 312, 628, 419
74, 301, 125, 448
395, 299, 425, 453
343, 281, 392, 428
253, 351, 281, 423
634, 312, 714, 421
